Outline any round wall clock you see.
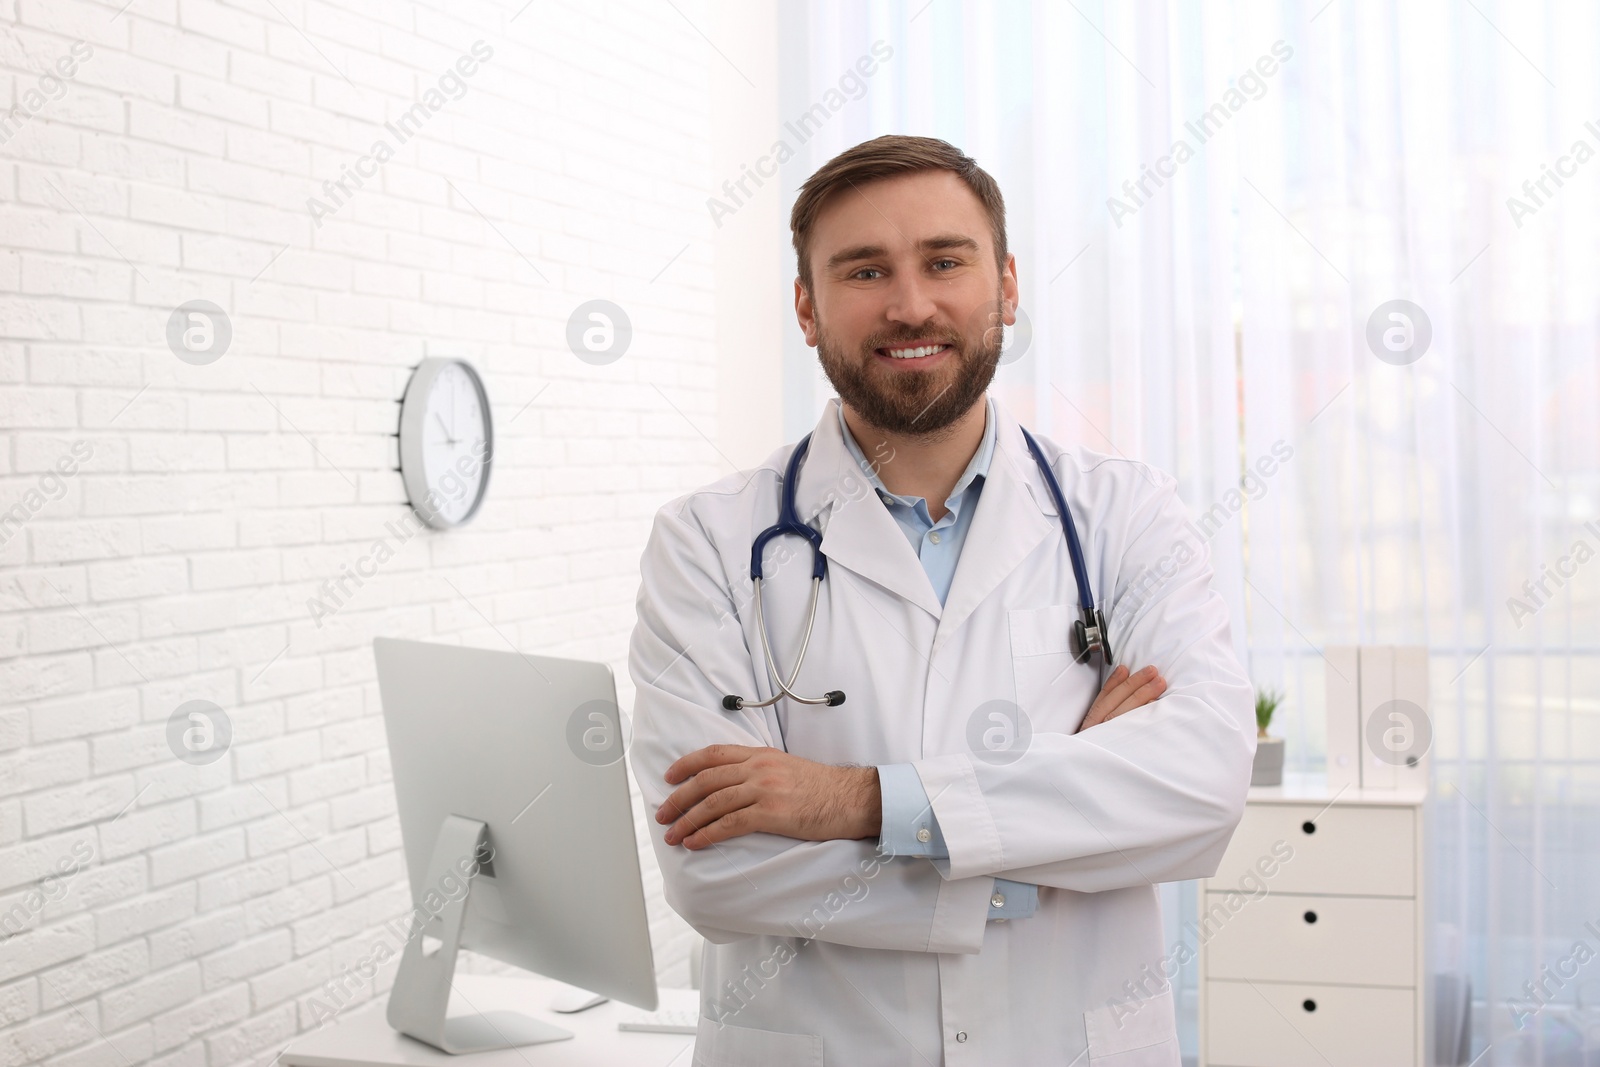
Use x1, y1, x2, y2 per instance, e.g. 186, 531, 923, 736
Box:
398, 357, 493, 529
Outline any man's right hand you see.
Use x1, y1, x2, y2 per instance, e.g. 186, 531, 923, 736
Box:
1078, 664, 1167, 732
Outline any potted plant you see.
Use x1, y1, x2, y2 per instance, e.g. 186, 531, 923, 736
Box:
1252, 687, 1285, 786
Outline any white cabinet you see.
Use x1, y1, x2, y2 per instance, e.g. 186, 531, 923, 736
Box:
1198, 775, 1426, 1067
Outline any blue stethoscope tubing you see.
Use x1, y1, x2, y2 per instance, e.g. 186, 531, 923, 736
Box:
720, 426, 1112, 721
1018, 426, 1112, 670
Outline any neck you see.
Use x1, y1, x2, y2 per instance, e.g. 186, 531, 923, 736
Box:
842, 397, 988, 520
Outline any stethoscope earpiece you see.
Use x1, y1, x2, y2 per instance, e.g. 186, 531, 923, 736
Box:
722, 435, 848, 734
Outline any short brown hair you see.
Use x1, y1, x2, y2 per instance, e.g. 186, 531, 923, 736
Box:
789, 134, 1008, 294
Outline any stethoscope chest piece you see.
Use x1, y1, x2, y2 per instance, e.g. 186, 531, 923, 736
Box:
1073, 606, 1112, 664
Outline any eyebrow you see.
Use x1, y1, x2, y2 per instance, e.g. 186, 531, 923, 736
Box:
824, 233, 982, 272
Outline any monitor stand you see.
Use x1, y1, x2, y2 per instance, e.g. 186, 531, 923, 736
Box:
385, 815, 573, 1053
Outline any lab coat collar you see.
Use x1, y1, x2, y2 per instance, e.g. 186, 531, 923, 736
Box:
794, 394, 1059, 633
941, 398, 1062, 639
800, 399, 947, 617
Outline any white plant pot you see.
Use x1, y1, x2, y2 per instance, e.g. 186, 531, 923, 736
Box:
1251, 736, 1284, 786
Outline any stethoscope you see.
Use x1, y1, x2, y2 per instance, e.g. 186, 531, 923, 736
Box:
721, 426, 1111, 739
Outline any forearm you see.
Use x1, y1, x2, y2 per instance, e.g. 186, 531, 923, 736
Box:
645, 820, 995, 952
631, 652, 987, 951
912, 683, 1254, 888
833, 765, 881, 840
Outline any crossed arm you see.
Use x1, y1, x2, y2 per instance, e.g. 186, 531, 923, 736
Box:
655, 663, 1169, 851
629, 477, 1253, 951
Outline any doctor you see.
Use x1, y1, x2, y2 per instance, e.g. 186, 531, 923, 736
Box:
629, 134, 1254, 1066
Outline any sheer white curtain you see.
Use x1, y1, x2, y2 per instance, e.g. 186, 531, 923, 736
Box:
779, 2, 1600, 1063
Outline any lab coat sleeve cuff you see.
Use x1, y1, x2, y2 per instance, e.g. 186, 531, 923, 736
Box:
877, 763, 950, 859
930, 872, 998, 953
912, 753, 1003, 881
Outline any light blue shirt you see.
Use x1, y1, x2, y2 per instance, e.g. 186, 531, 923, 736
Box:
836, 398, 1039, 923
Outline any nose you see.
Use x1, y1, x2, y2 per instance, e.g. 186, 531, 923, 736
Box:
880, 265, 942, 329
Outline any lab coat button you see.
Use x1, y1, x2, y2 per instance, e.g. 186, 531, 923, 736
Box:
991, 892, 1006, 908
955, 1031, 967, 1042
916, 827, 931, 843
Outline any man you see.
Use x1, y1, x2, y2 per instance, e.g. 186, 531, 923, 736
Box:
629, 135, 1254, 1065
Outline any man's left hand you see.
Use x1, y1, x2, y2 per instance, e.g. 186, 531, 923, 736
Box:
656, 745, 880, 850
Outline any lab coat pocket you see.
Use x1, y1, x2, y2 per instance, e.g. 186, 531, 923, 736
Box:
1082, 987, 1180, 1066
1008, 604, 1095, 731
693, 1015, 824, 1067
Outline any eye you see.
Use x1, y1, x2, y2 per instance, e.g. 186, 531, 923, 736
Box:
932, 258, 958, 270
852, 267, 883, 281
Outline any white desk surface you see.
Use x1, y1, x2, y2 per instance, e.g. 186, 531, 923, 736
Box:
280, 975, 697, 1067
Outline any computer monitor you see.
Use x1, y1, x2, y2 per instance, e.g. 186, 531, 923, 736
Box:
372, 636, 658, 1053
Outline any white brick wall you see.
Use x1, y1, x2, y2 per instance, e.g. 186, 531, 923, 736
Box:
0, 1, 740, 1063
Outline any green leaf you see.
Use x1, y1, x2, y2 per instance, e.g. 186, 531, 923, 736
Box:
1255, 686, 1284, 735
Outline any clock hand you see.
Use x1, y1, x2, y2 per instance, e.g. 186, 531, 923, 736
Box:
435, 412, 457, 444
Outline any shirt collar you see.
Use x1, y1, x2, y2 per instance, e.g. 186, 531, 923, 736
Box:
835, 394, 997, 511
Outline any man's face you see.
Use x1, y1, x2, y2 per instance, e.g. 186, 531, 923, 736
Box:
796, 170, 1019, 437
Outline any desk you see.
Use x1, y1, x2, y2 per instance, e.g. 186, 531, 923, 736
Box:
280, 976, 697, 1067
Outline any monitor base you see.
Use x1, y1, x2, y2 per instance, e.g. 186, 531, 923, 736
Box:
425, 1010, 571, 1052
385, 816, 570, 1054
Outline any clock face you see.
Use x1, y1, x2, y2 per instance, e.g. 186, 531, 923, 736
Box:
399, 358, 493, 528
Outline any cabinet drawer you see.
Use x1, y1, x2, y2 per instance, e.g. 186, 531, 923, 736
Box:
1206, 979, 1415, 1066
1208, 803, 1414, 897
1202, 893, 1414, 987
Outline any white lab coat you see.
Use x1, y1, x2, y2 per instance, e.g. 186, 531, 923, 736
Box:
628, 394, 1255, 1066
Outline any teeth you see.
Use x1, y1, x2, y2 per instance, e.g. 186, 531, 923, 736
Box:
883, 344, 947, 359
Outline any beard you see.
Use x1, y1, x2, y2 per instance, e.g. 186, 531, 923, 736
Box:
815, 291, 1003, 438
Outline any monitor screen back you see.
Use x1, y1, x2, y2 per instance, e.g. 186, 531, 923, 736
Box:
373, 636, 657, 1010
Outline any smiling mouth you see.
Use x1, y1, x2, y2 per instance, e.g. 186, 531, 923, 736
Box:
875, 342, 952, 361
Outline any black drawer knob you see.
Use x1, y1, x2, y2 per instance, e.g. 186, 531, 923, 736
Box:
1301, 820, 1316, 834
1303, 998, 1317, 1012
1304, 910, 1318, 923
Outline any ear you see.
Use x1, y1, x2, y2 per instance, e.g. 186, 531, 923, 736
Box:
795, 278, 819, 346
999, 252, 1020, 326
